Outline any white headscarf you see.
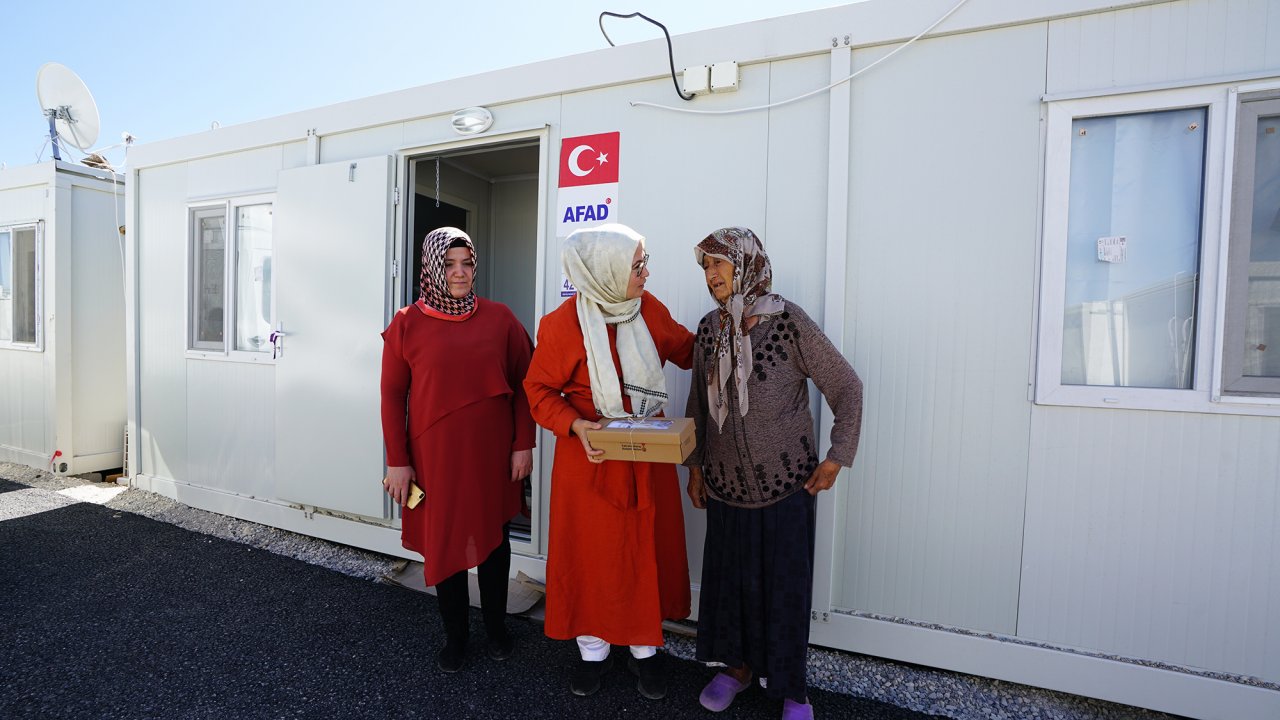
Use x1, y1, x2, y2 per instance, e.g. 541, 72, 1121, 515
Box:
562, 224, 668, 419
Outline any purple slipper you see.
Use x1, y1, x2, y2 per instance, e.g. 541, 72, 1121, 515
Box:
699, 672, 751, 712
782, 698, 815, 720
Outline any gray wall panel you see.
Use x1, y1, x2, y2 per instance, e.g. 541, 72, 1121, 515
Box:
136, 162, 190, 480
835, 22, 1047, 634
185, 360, 274, 497
1048, 0, 1280, 95
1022, 408, 1280, 683
0, 183, 52, 458
70, 184, 126, 458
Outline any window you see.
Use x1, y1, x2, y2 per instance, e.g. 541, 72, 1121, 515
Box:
0, 223, 41, 348
234, 204, 273, 352
188, 199, 274, 357
1059, 108, 1207, 390
190, 208, 226, 351
1037, 86, 1232, 412
1038, 83, 1280, 414
1222, 90, 1280, 396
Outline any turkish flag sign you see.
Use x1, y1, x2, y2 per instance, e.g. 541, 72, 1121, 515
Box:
558, 132, 620, 188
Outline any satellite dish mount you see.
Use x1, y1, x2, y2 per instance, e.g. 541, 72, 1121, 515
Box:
44, 106, 72, 160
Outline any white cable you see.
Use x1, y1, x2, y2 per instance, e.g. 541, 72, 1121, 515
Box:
629, 0, 970, 116
110, 155, 125, 276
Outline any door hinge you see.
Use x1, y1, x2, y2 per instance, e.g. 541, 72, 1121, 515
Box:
391, 260, 399, 278
393, 187, 400, 205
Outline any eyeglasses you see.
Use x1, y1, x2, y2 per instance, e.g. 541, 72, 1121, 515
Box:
632, 253, 650, 277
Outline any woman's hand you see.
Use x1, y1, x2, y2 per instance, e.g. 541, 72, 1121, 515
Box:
570, 418, 605, 464
511, 449, 533, 482
686, 466, 707, 509
383, 465, 414, 506
804, 459, 842, 495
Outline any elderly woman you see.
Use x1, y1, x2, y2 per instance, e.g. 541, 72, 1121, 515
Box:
684, 227, 862, 720
380, 227, 535, 673
523, 223, 694, 700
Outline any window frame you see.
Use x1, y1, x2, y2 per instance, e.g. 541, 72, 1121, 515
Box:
188, 204, 228, 353
1036, 85, 1236, 414
1216, 86, 1280, 399
0, 221, 45, 352
185, 194, 276, 363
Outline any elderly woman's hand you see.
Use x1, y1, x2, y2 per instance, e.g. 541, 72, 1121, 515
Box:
511, 449, 533, 482
570, 418, 606, 464
804, 459, 842, 495
383, 465, 414, 506
686, 467, 707, 509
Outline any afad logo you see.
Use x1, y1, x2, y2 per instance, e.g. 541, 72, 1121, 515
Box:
558, 132, 619, 188
562, 198, 611, 224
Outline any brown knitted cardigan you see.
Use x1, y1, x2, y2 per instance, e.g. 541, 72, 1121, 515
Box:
684, 300, 863, 508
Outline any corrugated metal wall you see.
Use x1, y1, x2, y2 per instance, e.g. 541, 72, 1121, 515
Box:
831, 2, 1280, 684
69, 183, 126, 460
0, 180, 53, 462
1021, 408, 1280, 682
1015, 0, 1280, 684
136, 161, 189, 482
1047, 0, 1280, 95
836, 22, 1047, 636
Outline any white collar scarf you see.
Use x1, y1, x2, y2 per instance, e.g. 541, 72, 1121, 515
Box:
562, 224, 668, 419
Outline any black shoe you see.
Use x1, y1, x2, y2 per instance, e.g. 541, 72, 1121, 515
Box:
570, 653, 614, 697
437, 640, 466, 673
628, 653, 667, 700
486, 631, 515, 661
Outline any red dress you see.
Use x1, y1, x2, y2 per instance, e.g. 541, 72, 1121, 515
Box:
523, 292, 695, 646
380, 297, 536, 587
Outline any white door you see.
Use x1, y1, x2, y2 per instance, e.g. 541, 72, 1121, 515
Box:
274, 156, 393, 519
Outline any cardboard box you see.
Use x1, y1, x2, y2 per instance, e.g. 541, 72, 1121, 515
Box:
585, 417, 696, 464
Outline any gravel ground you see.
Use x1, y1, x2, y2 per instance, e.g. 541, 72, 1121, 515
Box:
1, 462, 1193, 720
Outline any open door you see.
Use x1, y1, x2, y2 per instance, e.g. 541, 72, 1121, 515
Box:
274, 155, 393, 519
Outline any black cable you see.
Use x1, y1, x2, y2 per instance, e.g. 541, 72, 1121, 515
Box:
598, 11, 695, 101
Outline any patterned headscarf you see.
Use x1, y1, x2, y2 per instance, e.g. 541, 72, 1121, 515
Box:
563, 224, 668, 419
419, 227, 477, 317
694, 227, 785, 431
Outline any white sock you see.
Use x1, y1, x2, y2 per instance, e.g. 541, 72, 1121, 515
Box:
576, 635, 610, 661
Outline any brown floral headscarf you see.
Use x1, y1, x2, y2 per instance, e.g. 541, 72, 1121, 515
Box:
694, 227, 785, 431
419, 227, 477, 316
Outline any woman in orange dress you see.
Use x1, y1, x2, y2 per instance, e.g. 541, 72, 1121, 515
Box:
523, 223, 694, 700
380, 227, 535, 673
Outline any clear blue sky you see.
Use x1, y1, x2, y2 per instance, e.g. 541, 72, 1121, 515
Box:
0, 0, 848, 169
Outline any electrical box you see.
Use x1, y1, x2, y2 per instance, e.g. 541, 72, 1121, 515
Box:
682, 65, 711, 96
710, 61, 740, 93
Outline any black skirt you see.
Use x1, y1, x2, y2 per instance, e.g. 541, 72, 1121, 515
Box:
695, 489, 816, 703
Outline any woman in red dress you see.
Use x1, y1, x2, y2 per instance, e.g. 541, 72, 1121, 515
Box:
523, 223, 695, 700
380, 227, 535, 673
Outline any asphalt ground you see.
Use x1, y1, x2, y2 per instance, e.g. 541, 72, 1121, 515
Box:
0, 483, 941, 720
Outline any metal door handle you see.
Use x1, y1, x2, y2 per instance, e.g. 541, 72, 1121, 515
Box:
270, 324, 288, 359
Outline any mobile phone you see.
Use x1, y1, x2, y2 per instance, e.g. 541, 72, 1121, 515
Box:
406, 481, 425, 509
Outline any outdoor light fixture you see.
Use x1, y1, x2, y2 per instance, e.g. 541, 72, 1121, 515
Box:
451, 107, 494, 135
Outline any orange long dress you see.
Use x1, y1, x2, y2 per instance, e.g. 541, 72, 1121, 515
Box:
524, 292, 695, 647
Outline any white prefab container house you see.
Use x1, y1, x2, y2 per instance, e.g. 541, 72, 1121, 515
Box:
124, 1, 1280, 717
1, 160, 125, 474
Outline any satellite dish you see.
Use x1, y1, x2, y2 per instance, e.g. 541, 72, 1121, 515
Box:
36, 62, 101, 160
